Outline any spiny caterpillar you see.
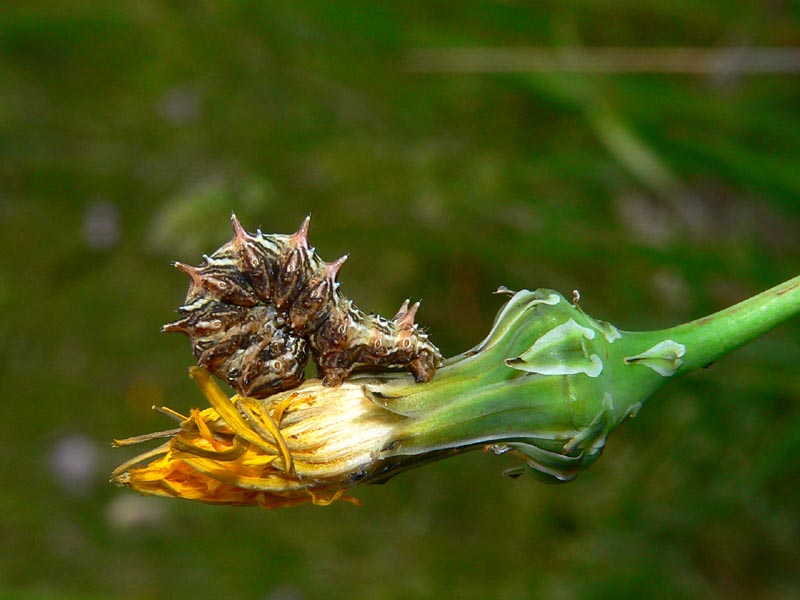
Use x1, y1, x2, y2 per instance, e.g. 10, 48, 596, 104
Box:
163, 214, 443, 398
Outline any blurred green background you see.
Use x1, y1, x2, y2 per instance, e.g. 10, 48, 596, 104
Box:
2, 2, 800, 599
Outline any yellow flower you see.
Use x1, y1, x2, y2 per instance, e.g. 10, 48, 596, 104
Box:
112, 367, 402, 508
113, 280, 800, 508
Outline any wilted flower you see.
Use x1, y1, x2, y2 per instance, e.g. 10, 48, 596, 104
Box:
113, 277, 799, 508
112, 367, 400, 508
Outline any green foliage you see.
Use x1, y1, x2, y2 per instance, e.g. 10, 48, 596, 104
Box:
1, 2, 799, 599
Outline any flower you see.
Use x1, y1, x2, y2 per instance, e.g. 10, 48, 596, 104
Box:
112, 367, 404, 508
113, 277, 800, 508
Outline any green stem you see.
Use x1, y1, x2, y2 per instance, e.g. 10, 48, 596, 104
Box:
651, 275, 800, 376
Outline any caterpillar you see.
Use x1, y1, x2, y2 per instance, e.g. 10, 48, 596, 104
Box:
163, 214, 443, 399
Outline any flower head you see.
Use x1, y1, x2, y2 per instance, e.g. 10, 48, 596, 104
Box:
113, 278, 800, 507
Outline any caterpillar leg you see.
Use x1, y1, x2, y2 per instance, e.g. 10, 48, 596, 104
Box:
409, 349, 438, 383
319, 366, 353, 387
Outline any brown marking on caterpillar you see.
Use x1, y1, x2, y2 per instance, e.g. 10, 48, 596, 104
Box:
164, 214, 442, 398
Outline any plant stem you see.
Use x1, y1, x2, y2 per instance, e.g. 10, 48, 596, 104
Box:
628, 275, 800, 377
